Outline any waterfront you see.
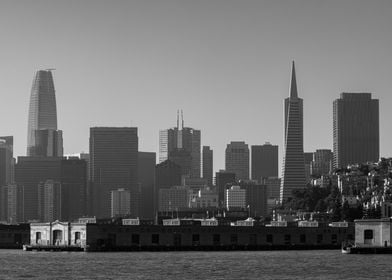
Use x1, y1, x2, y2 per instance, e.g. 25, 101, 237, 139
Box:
0, 250, 392, 279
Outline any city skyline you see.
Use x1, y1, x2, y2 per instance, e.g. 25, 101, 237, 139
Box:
1, 1, 392, 175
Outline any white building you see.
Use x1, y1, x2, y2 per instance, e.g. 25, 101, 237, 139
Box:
224, 185, 246, 210
111, 188, 131, 218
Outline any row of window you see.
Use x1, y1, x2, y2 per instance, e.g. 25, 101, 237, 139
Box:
127, 233, 353, 246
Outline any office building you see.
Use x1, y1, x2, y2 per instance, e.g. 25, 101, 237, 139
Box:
224, 185, 246, 211
138, 152, 156, 219
225, 141, 249, 181
38, 179, 62, 222
280, 61, 306, 203
333, 93, 379, 168
215, 170, 236, 207
158, 186, 189, 213
239, 182, 268, 218
304, 152, 313, 183
251, 143, 278, 183
27, 70, 63, 156
159, 111, 201, 178
89, 127, 138, 218
311, 149, 333, 177
202, 146, 213, 186
189, 188, 218, 209
111, 188, 131, 218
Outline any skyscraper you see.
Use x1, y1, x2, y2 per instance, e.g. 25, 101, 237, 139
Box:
280, 61, 306, 203
159, 111, 201, 179
111, 188, 131, 218
202, 146, 213, 186
89, 127, 138, 218
138, 151, 156, 219
215, 170, 236, 207
225, 141, 249, 181
27, 70, 62, 156
311, 149, 332, 177
333, 93, 379, 169
251, 143, 278, 183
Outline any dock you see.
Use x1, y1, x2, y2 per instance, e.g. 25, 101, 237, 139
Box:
23, 244, 84, 252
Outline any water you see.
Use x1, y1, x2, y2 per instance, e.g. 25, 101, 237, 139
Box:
0, 250, 391, 279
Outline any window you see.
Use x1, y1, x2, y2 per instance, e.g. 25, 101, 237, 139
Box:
284, 235, 291, 245
364, 230, 373, 240
152, 234, 159, 245
317, 234, 323, 244
266, 234, 273, 244
132, 234, 140, 245
230, 234, 238, 245
213, 234, 220, 246
192, 234, 200, 246
331, 234, 338, 245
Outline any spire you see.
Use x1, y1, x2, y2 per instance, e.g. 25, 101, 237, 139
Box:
290, 61, 298, 99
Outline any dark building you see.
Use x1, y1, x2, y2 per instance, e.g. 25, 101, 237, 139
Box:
0, 136, 14, 221
239, 182, 268, 218
155, 160, 182, 215
202, 146, 213, 187
225, 141, 249, 181
89, 127, 138, 219
251, 143, 278, 183
159, 111, 201, 179
333, 92, 379, 169
304, 152, 314, 183
280, 61, 306, 203
215, 170, 236, 207
15, 157, 87, 222
138, 152, 156, 219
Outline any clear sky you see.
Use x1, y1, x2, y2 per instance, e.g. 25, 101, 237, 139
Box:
1, 0, 392, 175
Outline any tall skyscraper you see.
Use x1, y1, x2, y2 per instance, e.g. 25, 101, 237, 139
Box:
159, 111, 201, 179
27, 70, 63, 156
225, 141, 249, 181
202, 146, 213, 186
333, 93, 379, 169
280, 61, 306, 203
89, 127, 138, 218
138, 151, 156, 219
251, 143, 278, 183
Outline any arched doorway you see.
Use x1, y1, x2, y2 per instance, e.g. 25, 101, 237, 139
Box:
53, 230, 63, 245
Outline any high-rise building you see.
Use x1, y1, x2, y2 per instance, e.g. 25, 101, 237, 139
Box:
224, 185, 246, 211
138, 152, 156, 219
27, 70, 63, 156
215, 170, 236, 207
0, 136, 14, 186
111, 188, 131, 218
333, 93, 379, 169
158, 186, 189, 212
29, 129, 63, 157
159, 111, 201, 179
311, 149, 333, 177
280, 61, 306, 203
202, 146, 213, 186
0, 184, 21, 224
304, 152, 313, 183
15, 157, 87, 222
251, 143, 278, 183
239, 182, 268, 218
225, 141, 249, 181
89, 127, 138, 218
38, 179, 62, 222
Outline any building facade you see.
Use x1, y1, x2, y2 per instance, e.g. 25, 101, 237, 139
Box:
225, 141, 249, 181
333, 93, 379, 169
138, 152, 156, 219
202, 146, 213, 187
225, 185, 246, 211
215, 170, 236, 207
111, 188, 131, 218
280, 62, 306, 203
89, 127, 138, 219
251, 143, 278, 183
27, 70, 62, 156
159, 112, 201, 179
311, 149, 333, 177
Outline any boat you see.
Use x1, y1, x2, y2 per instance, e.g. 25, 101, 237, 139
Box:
341, 240, 354, 254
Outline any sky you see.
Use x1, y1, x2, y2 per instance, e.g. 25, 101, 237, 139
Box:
1, 0, 392, 175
